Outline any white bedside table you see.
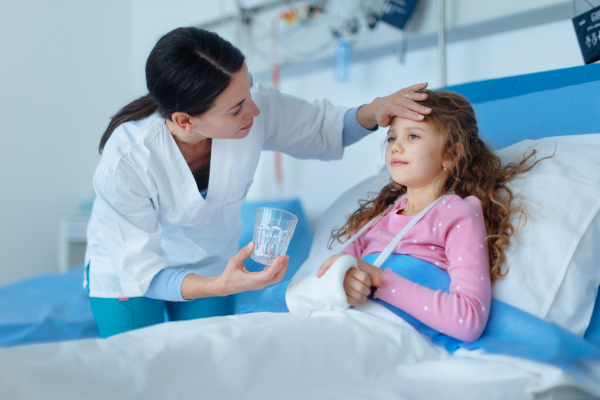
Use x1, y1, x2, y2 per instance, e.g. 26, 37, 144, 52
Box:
57, 213, 91, 273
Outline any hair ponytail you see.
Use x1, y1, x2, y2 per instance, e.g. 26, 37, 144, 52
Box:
99, 94, 157, 153
98, 27, 245, 154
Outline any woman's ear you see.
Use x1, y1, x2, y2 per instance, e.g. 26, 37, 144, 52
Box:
171, 112, 194, 134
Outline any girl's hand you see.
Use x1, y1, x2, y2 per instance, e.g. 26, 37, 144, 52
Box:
344, 268, 372, 306
217, 242, 288, 296
357, 82, 432, 128
355, 258, 383, 286
317, 254, 382, 287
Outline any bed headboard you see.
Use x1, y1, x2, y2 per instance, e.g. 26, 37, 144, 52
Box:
445, 63, 600, 149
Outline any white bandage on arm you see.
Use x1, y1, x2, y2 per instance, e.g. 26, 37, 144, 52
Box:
285, 255, 358, 317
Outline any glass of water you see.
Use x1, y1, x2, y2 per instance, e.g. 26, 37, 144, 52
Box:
251, 207, 298, 265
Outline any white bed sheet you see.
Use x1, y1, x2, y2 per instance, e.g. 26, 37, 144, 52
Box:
1, 301, 599, 400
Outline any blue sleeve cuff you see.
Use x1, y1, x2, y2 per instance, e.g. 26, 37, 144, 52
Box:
342, 106, 379, 147
144, 267, 194, 302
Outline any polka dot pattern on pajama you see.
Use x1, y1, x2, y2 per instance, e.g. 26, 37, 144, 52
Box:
342, 194, 491, 342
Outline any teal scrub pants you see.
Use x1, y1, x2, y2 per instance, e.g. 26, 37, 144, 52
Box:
87, 265, 235, 338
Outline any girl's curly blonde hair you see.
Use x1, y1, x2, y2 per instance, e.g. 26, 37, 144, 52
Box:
330, 89, 551, 282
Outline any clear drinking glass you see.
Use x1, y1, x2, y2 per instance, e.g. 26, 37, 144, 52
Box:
251, 207, 298, 265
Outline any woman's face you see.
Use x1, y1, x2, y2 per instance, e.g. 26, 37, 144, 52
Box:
385, 117, 447, 191
188, 63, 260, 141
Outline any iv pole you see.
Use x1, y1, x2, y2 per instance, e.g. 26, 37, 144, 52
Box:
438, 0, 447, 87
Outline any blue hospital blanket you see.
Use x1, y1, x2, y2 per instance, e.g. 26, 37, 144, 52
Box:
255, 254, 600, 370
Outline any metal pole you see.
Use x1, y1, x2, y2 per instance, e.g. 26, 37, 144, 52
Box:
271, 15, 284, 199
438, 0, 446, 87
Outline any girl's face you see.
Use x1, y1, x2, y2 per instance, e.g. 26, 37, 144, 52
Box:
385, 117, 448, 191
186, 63, 261, 142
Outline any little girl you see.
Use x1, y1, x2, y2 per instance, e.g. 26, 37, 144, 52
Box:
317, 89, 544, 343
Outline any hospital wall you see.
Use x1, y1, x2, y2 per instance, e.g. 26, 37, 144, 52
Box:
0, 0, 132, 285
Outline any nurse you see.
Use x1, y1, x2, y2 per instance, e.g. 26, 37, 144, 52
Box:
85, 27, 431, 338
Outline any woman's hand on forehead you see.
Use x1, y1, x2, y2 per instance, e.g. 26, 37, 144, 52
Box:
358, 82, 433, 129
379, 83, 432, 125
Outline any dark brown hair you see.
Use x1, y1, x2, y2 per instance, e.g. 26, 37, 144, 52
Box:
330, 90, 551, 282
99, 27, 245, 153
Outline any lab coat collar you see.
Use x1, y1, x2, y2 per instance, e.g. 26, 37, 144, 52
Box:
155, 116, 254, 213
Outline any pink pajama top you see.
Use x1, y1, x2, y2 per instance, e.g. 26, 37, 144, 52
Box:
343, 194, 492, 342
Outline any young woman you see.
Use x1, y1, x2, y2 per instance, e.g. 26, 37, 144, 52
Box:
318, 90, 545, 342
86, 26, 432, 338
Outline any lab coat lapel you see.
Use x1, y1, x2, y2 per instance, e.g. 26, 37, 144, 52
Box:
161, 126, 257, 215
206, 133, 262, 207
160, 123, 209, 213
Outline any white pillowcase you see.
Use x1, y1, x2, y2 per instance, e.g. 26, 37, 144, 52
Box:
494, 134, 600, 335
294, 134, 600, 336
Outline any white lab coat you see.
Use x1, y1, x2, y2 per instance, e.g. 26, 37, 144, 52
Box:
85, 83, 347, 298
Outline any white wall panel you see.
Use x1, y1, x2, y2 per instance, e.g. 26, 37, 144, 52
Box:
0, 0, 132, 285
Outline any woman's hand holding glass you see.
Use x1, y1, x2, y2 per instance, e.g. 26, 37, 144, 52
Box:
218, 241, 288, 295
181, 241, 288, 300
316, 254, 383, 306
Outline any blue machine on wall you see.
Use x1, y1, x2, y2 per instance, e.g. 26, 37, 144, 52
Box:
572, 4, 600, 64
381, 0, 419, 30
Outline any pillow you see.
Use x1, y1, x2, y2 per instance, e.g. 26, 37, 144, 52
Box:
548, 210, 600, 335
294, 134, 600, 336
493, 134, 600, 335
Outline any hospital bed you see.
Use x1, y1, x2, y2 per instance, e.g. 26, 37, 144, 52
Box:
1, 63, 600, 399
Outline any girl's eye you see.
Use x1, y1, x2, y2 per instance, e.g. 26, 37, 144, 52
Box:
387, 136, 396, 143
232, 108, 242, 116
408, 133, 419, 140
